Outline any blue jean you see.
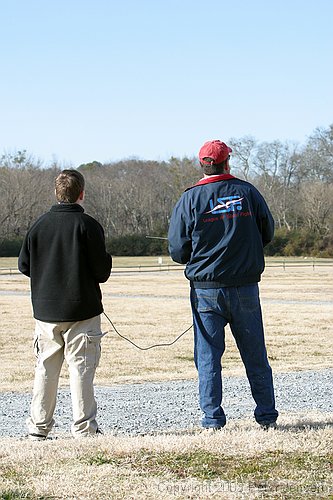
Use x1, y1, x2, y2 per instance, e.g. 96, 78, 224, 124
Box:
190, 284, 278, 428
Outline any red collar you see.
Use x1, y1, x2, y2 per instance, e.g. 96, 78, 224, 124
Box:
185, 174, 235, 191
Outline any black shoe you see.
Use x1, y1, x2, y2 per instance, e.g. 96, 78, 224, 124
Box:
259, 422, 277, 430
202, 425, 225, 432
28, 433, 47, 441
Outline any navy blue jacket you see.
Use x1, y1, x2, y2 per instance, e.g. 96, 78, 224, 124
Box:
18, 203, 112, 322
168, 174, 274, 287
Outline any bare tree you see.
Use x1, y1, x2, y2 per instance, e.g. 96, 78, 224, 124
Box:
298, 125, 333, 182
298, 181, 333, 235
228, 136, 257, 181
251, 141, 301, 230
0, 164, 56, 248
1, 128, 332, 256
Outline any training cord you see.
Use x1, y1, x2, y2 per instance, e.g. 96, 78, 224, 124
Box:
103, 311, 193, 351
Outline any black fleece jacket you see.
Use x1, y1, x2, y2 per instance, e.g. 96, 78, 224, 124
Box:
18, 203, 112, 322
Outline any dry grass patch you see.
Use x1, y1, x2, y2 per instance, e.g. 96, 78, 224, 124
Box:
0, 412, 332, 499
0, 263, 332, 391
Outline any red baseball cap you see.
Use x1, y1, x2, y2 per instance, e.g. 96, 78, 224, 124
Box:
199, 140, 232, 165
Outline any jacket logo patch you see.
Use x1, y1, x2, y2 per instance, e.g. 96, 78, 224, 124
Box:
205, 196, 244, 214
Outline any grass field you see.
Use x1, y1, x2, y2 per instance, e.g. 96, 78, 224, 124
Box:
1, 257, 332, 390
0, 413, 332, 499
0, 257, 332, 499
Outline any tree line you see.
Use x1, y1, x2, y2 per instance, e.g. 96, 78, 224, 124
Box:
0, 125, 332, 257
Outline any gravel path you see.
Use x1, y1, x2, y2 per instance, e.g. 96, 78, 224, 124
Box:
0, 370, 332, 437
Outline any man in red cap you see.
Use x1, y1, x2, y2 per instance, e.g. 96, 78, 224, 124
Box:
168, 139, 278, 430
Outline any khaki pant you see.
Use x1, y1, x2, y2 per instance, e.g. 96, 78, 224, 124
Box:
26, 315, 104, 438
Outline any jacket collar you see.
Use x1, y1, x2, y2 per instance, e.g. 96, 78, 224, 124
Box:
185, 174, 235, 191
50, 203, 84, 213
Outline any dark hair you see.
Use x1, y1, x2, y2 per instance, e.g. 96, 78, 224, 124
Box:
200, 157, 229, 175
55, 169, 85, 203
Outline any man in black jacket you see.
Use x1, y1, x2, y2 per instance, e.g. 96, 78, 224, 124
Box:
168, 140, 278, 430
19, 169, 112, 439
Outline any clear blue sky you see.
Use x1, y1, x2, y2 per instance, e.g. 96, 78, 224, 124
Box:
1, 0, 332, 167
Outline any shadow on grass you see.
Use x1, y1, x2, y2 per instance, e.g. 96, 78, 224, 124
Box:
276, 418, 333, 432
